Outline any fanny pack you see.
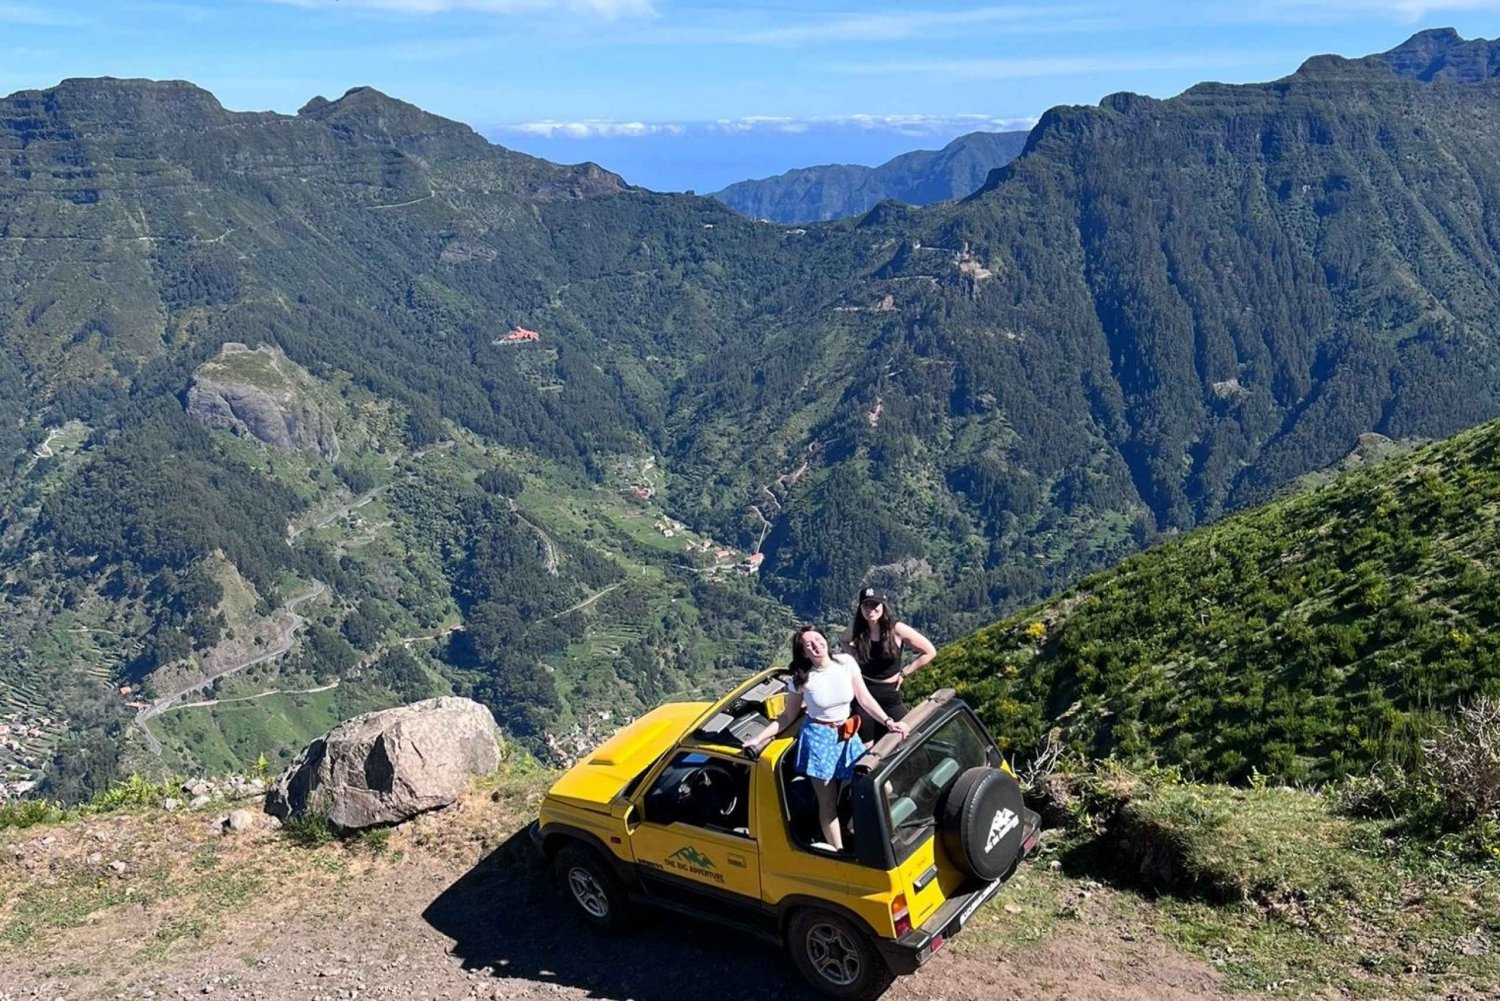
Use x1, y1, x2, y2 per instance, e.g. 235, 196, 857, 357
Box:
815, 715, 861, 741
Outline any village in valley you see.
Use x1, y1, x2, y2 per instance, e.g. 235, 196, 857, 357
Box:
0, 711, 51, 799
615, 453, 767, 580
656, 515, 766, 576
496, 320, 763, 578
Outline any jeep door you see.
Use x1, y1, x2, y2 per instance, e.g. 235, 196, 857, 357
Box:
628, 749, 763, 921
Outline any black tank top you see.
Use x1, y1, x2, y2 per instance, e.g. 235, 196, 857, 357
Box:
856, 631, 902, 683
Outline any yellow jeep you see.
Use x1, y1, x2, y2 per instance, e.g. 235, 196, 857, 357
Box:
529, 669, 1041, 999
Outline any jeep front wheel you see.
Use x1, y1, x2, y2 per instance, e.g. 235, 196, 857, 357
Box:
787, 909, 894, 1000
555, 843, 630, 931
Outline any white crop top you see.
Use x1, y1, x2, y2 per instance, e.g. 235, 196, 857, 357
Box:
788, 654, 859, 722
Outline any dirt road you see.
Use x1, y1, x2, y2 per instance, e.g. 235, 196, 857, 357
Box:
0, 785, 1248, 1001
134, 580, 326, 756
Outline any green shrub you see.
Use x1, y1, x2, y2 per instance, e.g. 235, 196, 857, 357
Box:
0, 799, 68, 830
356, 827, 391, 854
280, 812, 336, 847
1332, 763, 1413, 820
86, 774, 175, 812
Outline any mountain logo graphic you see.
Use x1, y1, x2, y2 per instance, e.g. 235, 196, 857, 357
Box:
667, 846, 716, 869
985, 808, 1018, 854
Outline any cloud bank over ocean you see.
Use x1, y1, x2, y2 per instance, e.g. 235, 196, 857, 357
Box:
485, 114, 1040, 192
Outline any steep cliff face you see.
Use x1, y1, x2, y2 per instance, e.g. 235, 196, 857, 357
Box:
713, 129, 1030, 223
185, 344, 340, 460
1375, 26, 1500, 82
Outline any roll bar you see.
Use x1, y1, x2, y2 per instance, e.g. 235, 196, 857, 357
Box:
854, 688, 959, 775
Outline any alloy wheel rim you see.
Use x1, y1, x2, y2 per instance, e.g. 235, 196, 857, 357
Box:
567, 866, 609, 918
807, 923, 861, 986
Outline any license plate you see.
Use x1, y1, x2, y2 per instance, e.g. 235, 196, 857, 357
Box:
955, 881, 1001, 929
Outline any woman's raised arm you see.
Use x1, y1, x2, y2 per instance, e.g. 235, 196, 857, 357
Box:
744, 690, 803, 755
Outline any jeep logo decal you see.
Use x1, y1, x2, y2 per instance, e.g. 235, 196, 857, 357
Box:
984, 808, 1018, 853
665, 845, 724, 883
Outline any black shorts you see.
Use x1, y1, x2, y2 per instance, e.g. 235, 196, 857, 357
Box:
858, 679, 908, 744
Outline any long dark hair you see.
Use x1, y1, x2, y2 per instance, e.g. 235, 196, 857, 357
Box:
789, 624, 820, 690
849, 598, 900, 666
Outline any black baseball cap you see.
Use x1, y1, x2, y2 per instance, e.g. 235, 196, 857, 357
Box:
858, 587, 887, 606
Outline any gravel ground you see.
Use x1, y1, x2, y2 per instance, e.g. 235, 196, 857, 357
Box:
0, 787, 1242, 1001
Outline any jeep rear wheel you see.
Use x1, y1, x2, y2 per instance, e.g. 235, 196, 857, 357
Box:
787, 909, 894, 1000
555, 843, 630, 931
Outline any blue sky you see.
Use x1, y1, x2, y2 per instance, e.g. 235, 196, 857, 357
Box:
5, 1, 1500, 191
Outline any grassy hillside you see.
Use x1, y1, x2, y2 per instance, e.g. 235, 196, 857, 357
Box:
923, 412, 1500, 785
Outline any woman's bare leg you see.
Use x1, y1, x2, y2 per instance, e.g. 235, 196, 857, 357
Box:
812, 778, 841, 850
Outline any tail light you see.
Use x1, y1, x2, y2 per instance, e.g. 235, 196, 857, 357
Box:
892, 893, 912, 937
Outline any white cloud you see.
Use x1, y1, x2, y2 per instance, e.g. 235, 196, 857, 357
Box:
497, 119, 685, 138
710, 113, 1037, 135
838, 52, 1279, 80
268, 0, 655, 17
711, 116, 805, 134
489, 115, 1038, 140
0, 3, 90, 26
1229, 0, 1500, 23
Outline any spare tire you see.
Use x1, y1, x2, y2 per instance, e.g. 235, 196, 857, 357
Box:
938, 766, 1026, 881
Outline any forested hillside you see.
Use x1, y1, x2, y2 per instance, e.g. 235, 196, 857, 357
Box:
9, 29, 1500, 795
666, 29, 1500, 632
712, 128, 1029, 223
924, 412, 1500, 785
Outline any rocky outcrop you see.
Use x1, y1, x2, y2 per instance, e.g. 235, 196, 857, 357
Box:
185, 343, 340, 460
265, 698, 501, 832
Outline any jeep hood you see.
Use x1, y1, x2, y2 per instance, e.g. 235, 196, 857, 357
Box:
546, 701, 710, 811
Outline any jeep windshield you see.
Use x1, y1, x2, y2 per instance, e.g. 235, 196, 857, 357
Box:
879, 711, 997, 858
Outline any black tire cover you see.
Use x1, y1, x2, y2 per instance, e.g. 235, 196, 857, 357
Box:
938, 766, 1027, 881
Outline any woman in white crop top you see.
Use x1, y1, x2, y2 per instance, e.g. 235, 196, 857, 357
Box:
744, 625, 910, 850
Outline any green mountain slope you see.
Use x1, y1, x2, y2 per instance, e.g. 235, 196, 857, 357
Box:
712, 129, 1030, 223
668, 29, 1500, 629
13, 30, 1500, 793
3, 343, 794, 798
924, 413, 1500, 785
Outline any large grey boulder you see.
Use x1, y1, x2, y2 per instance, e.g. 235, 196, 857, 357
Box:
266, 698, 501, 832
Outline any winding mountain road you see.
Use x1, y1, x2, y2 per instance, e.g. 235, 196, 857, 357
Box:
133, 580, 326, 757
508, 497, 559, 576
33, 428, 62, 459
287, 484, 394, 543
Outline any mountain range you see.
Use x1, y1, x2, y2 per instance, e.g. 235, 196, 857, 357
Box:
711, 128, 1030, 223
6, 28, 1500, 796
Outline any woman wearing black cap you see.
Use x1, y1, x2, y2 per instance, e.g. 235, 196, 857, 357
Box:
841, 587, 936, 744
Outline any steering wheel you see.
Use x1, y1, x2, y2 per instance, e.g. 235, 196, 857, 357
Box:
680, 765, 740, 819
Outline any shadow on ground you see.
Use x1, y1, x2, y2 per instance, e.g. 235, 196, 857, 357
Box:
423, 829, 821, 1001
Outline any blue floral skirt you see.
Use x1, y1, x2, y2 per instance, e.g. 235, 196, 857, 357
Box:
794, 720, 866, 781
